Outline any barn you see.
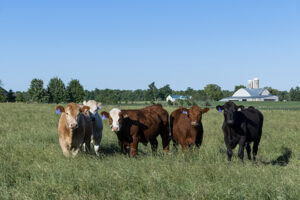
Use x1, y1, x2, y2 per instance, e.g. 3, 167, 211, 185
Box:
220, 78, 279, 102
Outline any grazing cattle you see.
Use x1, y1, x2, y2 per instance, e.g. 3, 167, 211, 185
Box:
216, 101, 264, 162
83, 100, 103, 156
56, 103, 91, 157
101, 104, 170, 156
170, 105, 209, 151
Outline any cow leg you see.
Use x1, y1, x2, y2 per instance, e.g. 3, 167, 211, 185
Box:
238, 137, 247, 163
62, 147, 70, 158
129, 137, 139, 157
224, 135, 233, 161
94, 145, 100, 156
72, 148, 79, 158
150, 139, 158, 155
227, 148, 233, 161
180, 143, 186, 152
253, 140, 260, 161
59, 140, 70, 157
246, 143, 251, 160
160, 128, 170, 154
172, 140, 178, 152
119, 141, 128, 155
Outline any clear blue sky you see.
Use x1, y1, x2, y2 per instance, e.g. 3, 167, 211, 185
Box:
1, 0, 299, 92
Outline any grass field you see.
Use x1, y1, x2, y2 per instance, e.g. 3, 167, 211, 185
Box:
1, 102, 300, 199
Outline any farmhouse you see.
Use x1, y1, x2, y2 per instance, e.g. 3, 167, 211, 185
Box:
166, 95, 192, 102
220, 78, 279, 102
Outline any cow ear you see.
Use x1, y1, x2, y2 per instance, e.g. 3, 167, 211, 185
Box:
101, 111, 109, 120
120, 112, 129, 118
237, 105, 244, 111
56, 106, 65, 114
201, 107, 210, 114
97, 103, 102, 110
216, 105, 224, 112
81, 106, 90, 113
179, 106, 183, 112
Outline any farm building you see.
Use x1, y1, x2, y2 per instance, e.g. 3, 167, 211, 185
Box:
220, 78, 279, 102
166, 95, 192, 102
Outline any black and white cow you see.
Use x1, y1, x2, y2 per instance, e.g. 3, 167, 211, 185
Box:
216, 101, 264, 163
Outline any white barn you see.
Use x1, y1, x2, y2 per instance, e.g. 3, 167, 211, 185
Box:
220, 78, 279, 102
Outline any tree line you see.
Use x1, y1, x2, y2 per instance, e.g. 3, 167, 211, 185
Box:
0, 78, 300, 104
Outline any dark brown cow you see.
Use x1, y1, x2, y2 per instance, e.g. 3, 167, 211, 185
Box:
101, 104, 170, 156
170, 105, 209, 151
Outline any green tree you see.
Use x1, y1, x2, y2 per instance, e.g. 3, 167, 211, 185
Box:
185, 87, 194, 96
264, 87, 279, 96
7, 89, 16, 102
234, 85, 246, 92
28, 79, 49, 103
147, 82, 158, 101
278, 91, 289, 101
67, 79, 85, 103
289, 87, 300, 101
48, 77, 68, 103
158, 84, 172, 100
204, 84, 223, 101
15, 91, 26, 102
0, 89, 7, 102
222, 90, 233, 98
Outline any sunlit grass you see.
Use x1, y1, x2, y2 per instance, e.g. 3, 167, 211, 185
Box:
0, 103, 299, 199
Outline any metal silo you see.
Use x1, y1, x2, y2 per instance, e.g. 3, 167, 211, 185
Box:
253, 78, 259, 89
248, 80, 253, 89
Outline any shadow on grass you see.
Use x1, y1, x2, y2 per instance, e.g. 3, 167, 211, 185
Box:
261, 147, 292, 167
98, 143, 148, 157
218, 146, 292, 167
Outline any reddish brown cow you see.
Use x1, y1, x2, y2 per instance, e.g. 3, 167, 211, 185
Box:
56, 103, 92, 157
170, 105, 209, 151
101, 104, 170, 156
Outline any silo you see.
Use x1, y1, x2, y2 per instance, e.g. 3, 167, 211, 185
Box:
248, 80, 253, 89
253, 78, 259, 89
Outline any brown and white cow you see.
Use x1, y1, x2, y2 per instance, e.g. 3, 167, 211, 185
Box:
170, 105, 209, 151
56, 103, 92, 157
101, 104, 170, 156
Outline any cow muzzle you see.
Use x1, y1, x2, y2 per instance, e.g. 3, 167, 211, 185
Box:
111, 126, 120, 132
70, 123, 78, 129
191, 121, 199, 126
227, 120, 234, 125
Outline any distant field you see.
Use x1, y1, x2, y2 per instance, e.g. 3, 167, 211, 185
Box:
0, 103, 300, 199
113, 101, 300, 111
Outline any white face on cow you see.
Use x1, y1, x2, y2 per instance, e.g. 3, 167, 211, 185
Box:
83, 100, 98, 115
109, 108, 121, 132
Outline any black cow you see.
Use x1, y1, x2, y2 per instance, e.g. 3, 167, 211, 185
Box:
216, 101, 263, 163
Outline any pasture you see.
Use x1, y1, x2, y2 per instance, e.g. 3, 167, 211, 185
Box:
0, 103, 300, 199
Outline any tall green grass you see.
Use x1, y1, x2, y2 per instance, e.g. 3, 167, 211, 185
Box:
0, 103, 299, 199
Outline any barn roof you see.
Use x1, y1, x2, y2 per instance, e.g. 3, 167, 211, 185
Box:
169, 95, 191, 99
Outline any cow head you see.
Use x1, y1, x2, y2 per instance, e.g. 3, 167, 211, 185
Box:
181, 105, 210, 126
101, 108, 128, 132
83, 100, 102, 122
56, 103, 90, 130
216, 101, 244, 125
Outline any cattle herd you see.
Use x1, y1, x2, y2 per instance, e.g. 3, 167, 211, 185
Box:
56, 100, 264, 163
